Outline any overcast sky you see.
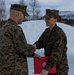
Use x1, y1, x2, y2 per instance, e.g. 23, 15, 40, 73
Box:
5, 0, 74, 11
5, 0, 74, 17
40, 0, 74, 11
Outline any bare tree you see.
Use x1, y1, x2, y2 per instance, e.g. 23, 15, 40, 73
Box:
29, 0, 41, 20
19, 0, 25, 5
35, 9, 41, 19
0, 0, 6, 20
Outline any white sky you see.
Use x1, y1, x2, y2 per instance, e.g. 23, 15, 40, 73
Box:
4, 0, 74, 18
5, 0, 74, 11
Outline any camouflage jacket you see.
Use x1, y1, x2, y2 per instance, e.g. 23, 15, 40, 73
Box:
0, 19, 35, 75
35, 24, 69, 74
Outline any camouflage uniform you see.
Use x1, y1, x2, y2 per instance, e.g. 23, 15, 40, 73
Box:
35, 24, 69, 75
0, 19, 35, 75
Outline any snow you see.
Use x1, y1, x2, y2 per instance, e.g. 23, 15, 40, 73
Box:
20, 20, 74, 75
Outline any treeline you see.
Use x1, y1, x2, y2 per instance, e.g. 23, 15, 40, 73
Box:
0, 18, 74, 28
60, 18, 74, 27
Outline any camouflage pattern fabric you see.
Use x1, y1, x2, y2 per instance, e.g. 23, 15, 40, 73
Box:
10, 4, 29, 16
0, 19, 35, 75
35, 24, 69, 75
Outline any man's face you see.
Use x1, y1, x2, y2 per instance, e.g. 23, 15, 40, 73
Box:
18, 12, 25, 24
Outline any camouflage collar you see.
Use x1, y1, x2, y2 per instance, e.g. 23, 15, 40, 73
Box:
8, 19, 17, 26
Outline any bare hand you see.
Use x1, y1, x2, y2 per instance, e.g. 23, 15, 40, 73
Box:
40, 69, 48, 75
34, 53, 41, 59
33, 44, 37, 50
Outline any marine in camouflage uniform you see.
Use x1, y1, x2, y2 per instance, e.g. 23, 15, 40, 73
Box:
34, 9, 69, 75
0, 4, 35, 75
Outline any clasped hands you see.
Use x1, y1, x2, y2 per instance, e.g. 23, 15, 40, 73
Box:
32, 44, 48, 75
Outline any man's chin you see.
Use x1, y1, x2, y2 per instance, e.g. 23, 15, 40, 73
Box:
18, 22, 22, 24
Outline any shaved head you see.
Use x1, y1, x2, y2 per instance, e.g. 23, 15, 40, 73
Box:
10, 9, 25, 24
10, 9, 19, 15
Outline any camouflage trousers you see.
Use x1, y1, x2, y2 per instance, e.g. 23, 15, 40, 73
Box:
0, 61, 28, 75
0, 72, 28, 75
0, 71, 28, 75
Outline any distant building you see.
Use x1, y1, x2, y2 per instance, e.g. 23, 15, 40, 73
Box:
0, 0, 6, 20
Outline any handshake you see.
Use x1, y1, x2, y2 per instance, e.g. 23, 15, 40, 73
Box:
32, 44, 41, 59
32, 44, 37, 50
32, 44, 49, 75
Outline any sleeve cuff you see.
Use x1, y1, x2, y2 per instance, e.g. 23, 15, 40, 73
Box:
32, 53, 35, 57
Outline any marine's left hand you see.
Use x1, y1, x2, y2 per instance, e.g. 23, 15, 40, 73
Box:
40, 69, 48, 75
33, 44, 37, 50
34, 53, 41, 59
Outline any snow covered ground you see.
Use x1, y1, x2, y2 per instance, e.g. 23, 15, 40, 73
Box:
20, 20, 74, 75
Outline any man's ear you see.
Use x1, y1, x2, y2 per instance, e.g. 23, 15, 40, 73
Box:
55, 18, 57, 22
16, 11, 20, 17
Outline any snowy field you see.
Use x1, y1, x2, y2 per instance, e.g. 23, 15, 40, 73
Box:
20, 20, 74, 75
